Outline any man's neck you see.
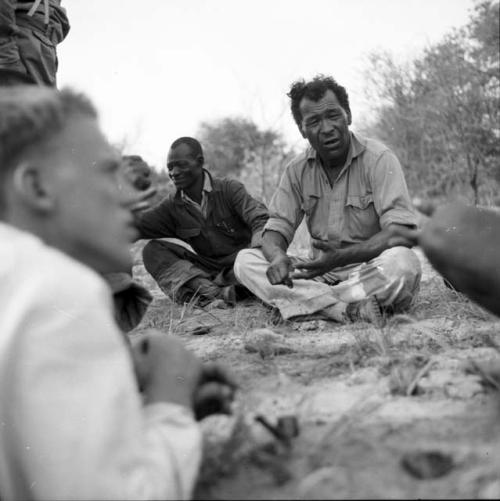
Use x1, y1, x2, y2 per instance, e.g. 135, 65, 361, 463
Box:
318, 151, 347, 186
182, 172, 204, 204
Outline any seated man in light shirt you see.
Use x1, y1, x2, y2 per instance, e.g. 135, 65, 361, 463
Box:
234, 75, 422, 326
0, 85, 233, 500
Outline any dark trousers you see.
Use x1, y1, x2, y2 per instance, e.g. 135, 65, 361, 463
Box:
0, 1, 70, 86
142, 239, 249, 303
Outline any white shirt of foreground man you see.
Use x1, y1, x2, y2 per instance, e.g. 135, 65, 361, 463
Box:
0, 223, 201, 500
0, 86, 202, 500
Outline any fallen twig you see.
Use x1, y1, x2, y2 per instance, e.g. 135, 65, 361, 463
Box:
406, 358, 435, 396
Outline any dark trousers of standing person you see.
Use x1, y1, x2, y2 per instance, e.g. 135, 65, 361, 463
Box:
142, 239, 250, 306
0, 0, 70, 87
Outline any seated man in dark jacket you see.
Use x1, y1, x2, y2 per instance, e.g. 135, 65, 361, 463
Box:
136, 137, 269, 306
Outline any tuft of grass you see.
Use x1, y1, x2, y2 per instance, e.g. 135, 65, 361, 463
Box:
412, 275, 494, 322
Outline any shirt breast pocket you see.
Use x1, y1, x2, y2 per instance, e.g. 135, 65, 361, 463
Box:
215, 216, 239, 236
344, 194, 380, 241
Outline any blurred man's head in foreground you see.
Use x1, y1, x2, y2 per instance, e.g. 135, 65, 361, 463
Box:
0, 86, 137, 273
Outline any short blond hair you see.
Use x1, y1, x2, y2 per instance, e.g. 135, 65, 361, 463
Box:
0, 86, 97, 214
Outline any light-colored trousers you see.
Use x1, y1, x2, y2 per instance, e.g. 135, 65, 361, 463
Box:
234, 246, 422, 320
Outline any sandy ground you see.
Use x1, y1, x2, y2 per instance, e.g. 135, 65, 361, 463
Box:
131, 246, 500, 499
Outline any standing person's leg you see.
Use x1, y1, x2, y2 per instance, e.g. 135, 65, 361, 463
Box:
0, 1, 28, 80
7, 1, 70, 86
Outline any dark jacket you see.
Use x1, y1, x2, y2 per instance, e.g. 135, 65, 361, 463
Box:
136, 172, 269, 264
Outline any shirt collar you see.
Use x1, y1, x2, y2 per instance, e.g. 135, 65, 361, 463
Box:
180, 170, 212, 200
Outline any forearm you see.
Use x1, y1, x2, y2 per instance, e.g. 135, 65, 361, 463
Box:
337, 224, 410, 267
261, 230, 288, 263
132, 403, 202, 500
133, 210, 174, 241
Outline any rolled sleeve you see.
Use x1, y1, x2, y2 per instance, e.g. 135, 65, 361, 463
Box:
370, 150, 418, 229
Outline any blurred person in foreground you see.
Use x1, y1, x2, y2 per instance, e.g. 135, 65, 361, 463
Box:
234, 75, 422, 326
389, 202, 500, 317
135, 136, 269, 308
0, 0, 69, 86
105, 154, 156, 333
0, 86, 234, 500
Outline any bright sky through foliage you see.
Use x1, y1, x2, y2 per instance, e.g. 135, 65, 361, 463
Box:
58, 0, 475, 169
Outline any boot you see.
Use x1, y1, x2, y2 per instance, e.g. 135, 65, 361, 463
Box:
184, 276, 222, 305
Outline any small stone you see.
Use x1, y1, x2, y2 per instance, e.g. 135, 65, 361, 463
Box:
445, 380, 483, 399
401, 450, 454, 479
206, 299, 228, 310
244, 328, 296, 357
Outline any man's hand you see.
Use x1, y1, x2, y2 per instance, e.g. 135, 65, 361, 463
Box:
291, 238, 343, 280
131, 332, 238, 418
118, 175, 157, 213
131, 331, 202, 409
127, 186, 157, 213
266, 254, 294, 288
117, 158, 157, 213
193, 364, 237, 420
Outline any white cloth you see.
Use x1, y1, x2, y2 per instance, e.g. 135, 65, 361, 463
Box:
0, 222, 201, 500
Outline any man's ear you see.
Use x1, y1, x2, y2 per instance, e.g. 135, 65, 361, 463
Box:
197, 154, 205, 167
343, 108, 352, 126
11, 162, 55, 212
298, 123, 307, 139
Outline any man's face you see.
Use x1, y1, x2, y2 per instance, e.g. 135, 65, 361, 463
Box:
299, 89, 351, 168
167, 143, 203, 191
44, 116, 138, 273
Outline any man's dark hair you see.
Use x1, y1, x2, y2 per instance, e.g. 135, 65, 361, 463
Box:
122, 155, 152, 190
288, 75, 352, 128
0, 86, 97, 216
169, 137, 203, 159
